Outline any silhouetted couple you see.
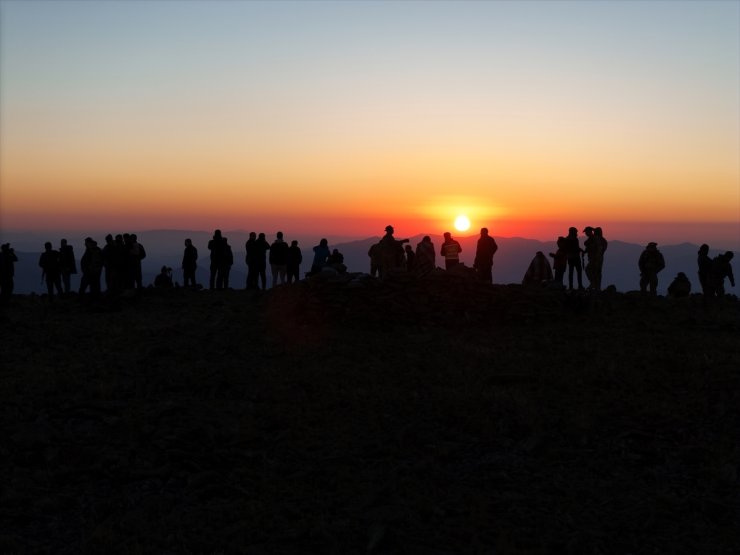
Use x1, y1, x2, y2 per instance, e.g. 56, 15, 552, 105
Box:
208, 230, 234, 290
698, 244, 735, 297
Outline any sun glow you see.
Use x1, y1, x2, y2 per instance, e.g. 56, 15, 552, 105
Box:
454, 215, 471, 232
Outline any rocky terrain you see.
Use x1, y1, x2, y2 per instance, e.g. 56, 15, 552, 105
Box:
1, 270, 739, 554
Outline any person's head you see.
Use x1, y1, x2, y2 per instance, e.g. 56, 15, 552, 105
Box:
405, 244, 413, 253
444, 232, 452, 239
214, 229, 222, 238
699, 243, 709, 255
423, 235, 431, 243
185, 238, 192, 246
568, 227, 578, 236
105, 234, 113, 243
385, 225, 394, 234
258, 233, 265, 240
249, 232, 256, 239
131, 234, 137, 241
44, 241, 52, 251
276, 231, 283, 240
584, 226, 594, 236
291, 240, 298, 247
161, 265, 168, 274
61, 238, 68, 247
647, 242, 658, 250
480, 227, 489, 236
557, 236, 566, 247
724, 251, 734, 261
320, 238, 328, 247
595, 227, 603, 236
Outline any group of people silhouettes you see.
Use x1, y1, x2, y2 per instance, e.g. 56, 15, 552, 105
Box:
0, 225, 736, 305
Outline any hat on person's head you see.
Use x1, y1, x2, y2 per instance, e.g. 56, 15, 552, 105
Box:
648, 242, 658, 248
584, 226, 594, 233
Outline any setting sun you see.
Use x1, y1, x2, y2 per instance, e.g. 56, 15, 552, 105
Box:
454, 215, 471, 232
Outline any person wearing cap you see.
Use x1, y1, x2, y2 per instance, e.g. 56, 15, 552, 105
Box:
378, 225, 409, 276
440, 232, 463, 270
638, 242, 665, 296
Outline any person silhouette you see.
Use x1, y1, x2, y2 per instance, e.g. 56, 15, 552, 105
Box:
311, 238, 330, 275
564, 227, 583, 290
378, 225, 409, 276
245, 232, 259, 289
404, 244, 415, 271
39, 242, 63, 301
255, 233, 270, 290
709, 251, 735, 296
59, 238, 77, 294
638, 242, 665, 296
473, 227, 498, 282
697, 244, 713, 296
269, 232, 289, 287
368, 242, 382, 277
129, 233, 146, 291
667, 272, 691, 298
79, 237, 104, 299
287, 240, 302, 283
208, 229, 225, 291
522, 251, 553, 287
415, 236, 436, 276
154, 266, 174, 288
0, 243, 18, 305
549, 236, 567, 286
440, 232, 462, 270
182, 238, 198, 288
218, 237, 234, 289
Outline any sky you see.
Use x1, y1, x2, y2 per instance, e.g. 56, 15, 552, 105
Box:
1, 0, 739, 248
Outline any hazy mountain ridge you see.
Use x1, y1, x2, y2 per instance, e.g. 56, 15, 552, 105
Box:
2, 229, 733, 295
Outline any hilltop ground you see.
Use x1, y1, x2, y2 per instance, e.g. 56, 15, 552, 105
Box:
1, 270, 739, 554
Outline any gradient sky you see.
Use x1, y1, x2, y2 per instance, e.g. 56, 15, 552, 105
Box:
1, 0, 738, 247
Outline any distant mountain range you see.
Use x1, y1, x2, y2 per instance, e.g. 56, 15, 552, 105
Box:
2, 229, 732, 296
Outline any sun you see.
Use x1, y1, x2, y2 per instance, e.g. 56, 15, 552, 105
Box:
454, 215, 471, 232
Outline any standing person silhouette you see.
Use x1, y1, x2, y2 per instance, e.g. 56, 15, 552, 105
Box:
269, 232, 289, 287
0, 243, 18, 305
39, 242, 63, 301
218, 237, 234, 289
564, 227, 583, 290
255, 233, 270, 290
440, 232, 462, 270
415, 236, 436, 276
638, 242, 666, 296
79, 237, 104, 299
59, 238, 77, 294
549, 236, 567, 287
182, 238, 198, 288
378, 225, 409, 276
208, 229, 225, 290
287, 240, 302, 283
473, 227, 498, 282
697, 244, 713, 296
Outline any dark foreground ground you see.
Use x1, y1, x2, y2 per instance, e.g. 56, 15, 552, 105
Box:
1, 271, 739, 554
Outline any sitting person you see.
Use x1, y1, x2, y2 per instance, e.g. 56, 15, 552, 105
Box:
522, 251, 553, 287
154, 266, 174, 288
667, 272, 691, 298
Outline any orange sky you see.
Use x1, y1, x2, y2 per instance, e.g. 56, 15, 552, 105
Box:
1, 1, 738, 247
